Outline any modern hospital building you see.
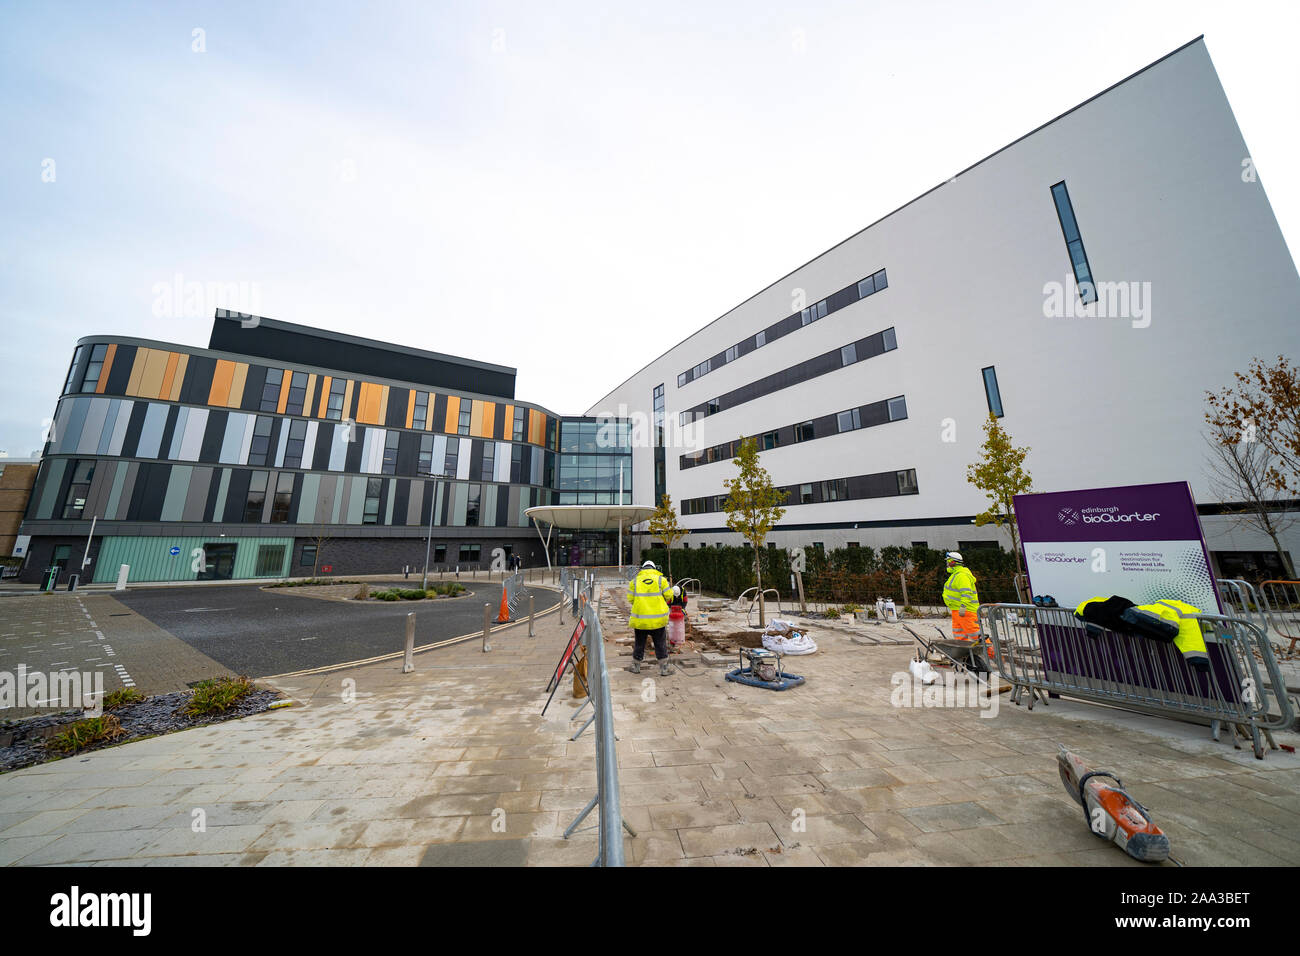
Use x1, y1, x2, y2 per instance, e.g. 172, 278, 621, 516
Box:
14, 37, 1300, 584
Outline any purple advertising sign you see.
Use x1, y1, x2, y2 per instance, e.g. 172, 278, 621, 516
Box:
1014, 481, 1221, 612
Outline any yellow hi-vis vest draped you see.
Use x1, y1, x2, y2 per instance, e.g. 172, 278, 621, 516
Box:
1137, 599, 1210, 671
943, 565, 979, 613
627, 568, 673, 630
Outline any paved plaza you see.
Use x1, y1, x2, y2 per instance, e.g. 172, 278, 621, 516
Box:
0, 583, 1298, 866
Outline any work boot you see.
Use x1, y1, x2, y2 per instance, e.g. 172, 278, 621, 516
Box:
629, 659, 641, 674
659, 659, 671, 677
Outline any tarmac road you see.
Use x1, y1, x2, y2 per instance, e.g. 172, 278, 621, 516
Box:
112, 582, 561, 677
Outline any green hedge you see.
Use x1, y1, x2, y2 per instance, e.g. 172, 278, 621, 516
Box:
644, 544, 1020, 605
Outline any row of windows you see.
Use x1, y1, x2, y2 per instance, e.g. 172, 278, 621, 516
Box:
558, 419, 633, 454
679, 395, 908, 470
677, 268, 888, 388
680, 468, 919, 516
38, 456, 554, 527
45, 395, 557, 484
679, 327, 898, 426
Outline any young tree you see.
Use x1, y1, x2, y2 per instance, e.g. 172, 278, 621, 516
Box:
647, 494, 689, 579
966, 414, 1033, 575
309, 526, 332, 579
1203, 419, 1296, 578
722, 436, 788, 626
1205, 356, 1300, 497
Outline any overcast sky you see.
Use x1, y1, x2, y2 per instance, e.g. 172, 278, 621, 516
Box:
2, 0, 1297, 458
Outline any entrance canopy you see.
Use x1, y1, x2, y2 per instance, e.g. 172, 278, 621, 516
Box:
525, 505, 657, 570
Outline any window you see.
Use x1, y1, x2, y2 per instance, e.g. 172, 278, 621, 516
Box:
255, 544, 286, 576
887, 396, 908, 421
800, 483, 814, 504
413, 390, 429, 427
882, 327, 897, 351
459, 543, 481, 563
840, 343, 857, 367
270, 473, 294, 522
755, 330, 766, 348
762, 431, 779, 450
677, 373, 687, 388
260, 369, 283, 411
382, 430, 400, 475
847, 541, 859, 549
418, 435, 434, 474
284, 419, 308, 469
857, 275, 875, 298
897, 469, 919, 495
248, 416, 274, 466
482, 443, 495, 480
444, 441, 459, 476
363, 478, 382, 524
837, 409, 861, 433
822, 478, 847, 501
64, 346, 86, 393
795, 421, 815, 443
1051, 181, 1095, 304
285, 371, 308, 415
466, 483, 481, 526
434, 544, 447, 563
458, 408, 471, 435
513, 407, 526, 442
61, 460, 95, 518
982, 366, 1004, 418
244, 471, 269, 522
912, 541, 928, 549
326, 378, 346, 420
80, 344, 108, 392
872, 269, 887, 292
300, 544, 317, 566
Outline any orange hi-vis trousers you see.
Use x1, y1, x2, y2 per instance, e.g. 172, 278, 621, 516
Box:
950, 608, 992, 657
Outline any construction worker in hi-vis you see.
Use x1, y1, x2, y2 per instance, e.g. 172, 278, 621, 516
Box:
627, 560, 674, 677
942, 552, 984, 650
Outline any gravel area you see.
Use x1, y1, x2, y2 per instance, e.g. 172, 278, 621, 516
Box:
0, 686, 282, 773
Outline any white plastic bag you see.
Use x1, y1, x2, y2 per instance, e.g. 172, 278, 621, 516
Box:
908, 658, 938, 684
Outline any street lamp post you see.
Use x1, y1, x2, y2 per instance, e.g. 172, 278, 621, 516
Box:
422, 472, 452, 590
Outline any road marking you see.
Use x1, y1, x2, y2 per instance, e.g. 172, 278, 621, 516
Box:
182, 607, 234, 613
112, 663, 136, 688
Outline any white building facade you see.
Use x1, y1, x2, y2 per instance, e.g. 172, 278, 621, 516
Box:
586, 37, 1300, 577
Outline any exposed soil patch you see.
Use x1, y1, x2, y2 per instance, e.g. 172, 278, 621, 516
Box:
0, 686, 283, 774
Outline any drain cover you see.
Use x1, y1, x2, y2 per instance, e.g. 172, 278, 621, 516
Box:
419, 840, 530, 867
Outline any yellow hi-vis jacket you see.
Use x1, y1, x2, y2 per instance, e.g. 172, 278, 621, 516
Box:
627, 568, 673, 630
943, 565, 979, 613
1137, 599, 1210, 671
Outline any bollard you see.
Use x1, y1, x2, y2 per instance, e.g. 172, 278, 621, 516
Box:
529, 594, 535, 638
403, 612, 415, 673
116, 564, 129, 591
559, 593, 566, 625
482, 602, 492, 652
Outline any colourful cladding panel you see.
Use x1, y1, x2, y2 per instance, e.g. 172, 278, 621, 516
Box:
169, 354, 189, 401
405, 391, 415, 429
126, 348, 147, 395
159, 352, 181, 400
228, 362, 248, 407
209, 360, 236, 406
470, 400, 485, 437
276, 372, 291, 414
356, 382, 383, 425
377, 386, 390, 426
481, 402, 495, 438
317, 376, 332, 417
343, 380, 354, 420
95, 344, 117, 394
303, 374, 317, 416
445, 395, 460, 433
529, 409, 543, 445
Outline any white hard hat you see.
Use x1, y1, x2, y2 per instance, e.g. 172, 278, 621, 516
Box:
945, 551, 963, 563
672, 586, 681, 598
641, 560, 657, 570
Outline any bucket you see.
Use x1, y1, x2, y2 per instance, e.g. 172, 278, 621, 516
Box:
668, 606, 685, 646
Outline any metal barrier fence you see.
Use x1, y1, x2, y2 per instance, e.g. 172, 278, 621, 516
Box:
560, 578, 628, 866
1260, 580, 1300, 654
982, 603, 1294, 759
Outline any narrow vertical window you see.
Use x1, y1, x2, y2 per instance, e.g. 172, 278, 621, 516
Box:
982, 366, 1004, 418
1050, 181, 1096, 305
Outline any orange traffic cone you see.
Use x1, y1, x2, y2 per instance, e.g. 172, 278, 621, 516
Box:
497, 585, 510, 623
